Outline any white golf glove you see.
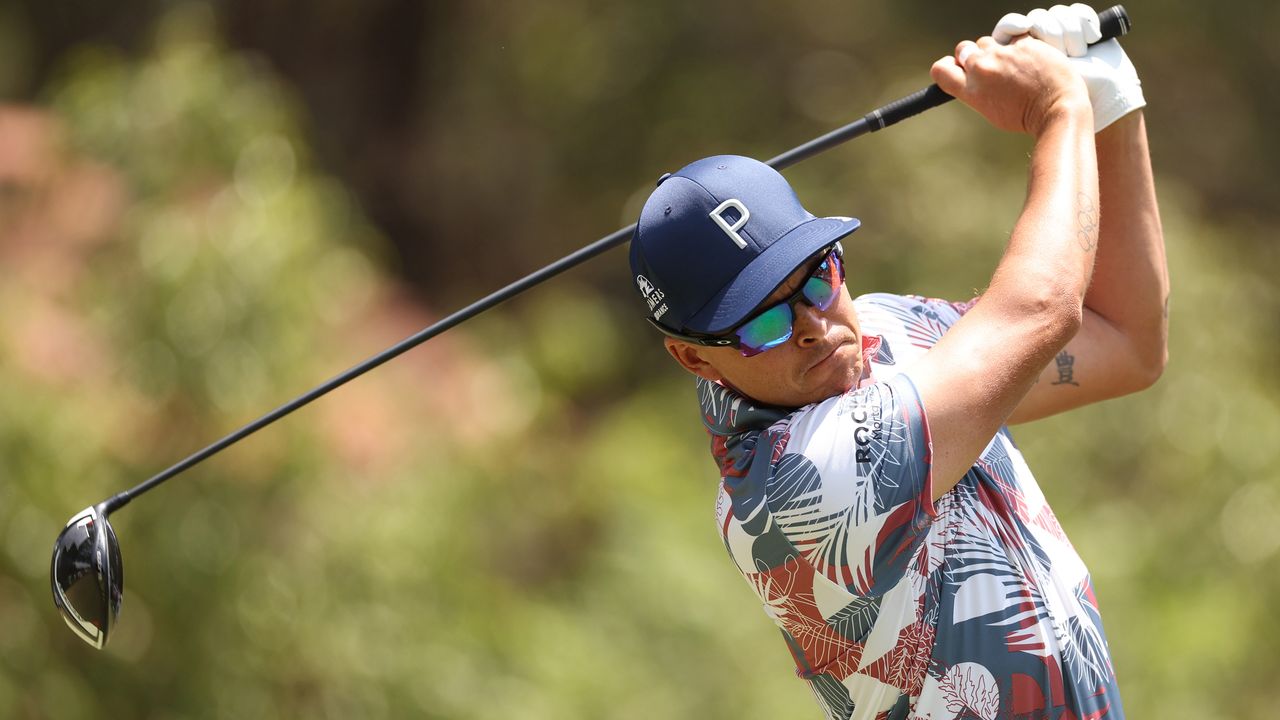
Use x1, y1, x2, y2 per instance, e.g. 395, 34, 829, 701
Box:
992, 3, 1145, 132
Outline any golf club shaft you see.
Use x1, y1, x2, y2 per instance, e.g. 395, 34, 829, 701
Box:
102, 5, 1130, 514
102, 225, 634, 513
768, 4, 1130, 169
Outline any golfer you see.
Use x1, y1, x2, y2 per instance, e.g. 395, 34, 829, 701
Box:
629, 5, 1165, 718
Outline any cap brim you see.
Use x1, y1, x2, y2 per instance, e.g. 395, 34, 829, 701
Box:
684, 216, 861, 334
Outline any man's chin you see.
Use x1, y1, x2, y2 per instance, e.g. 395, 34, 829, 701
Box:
830, 373, 858, 397
805, 348, 861, 403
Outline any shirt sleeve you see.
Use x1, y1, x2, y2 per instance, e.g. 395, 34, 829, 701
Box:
765, 372, 935, 597
906, 293, 979, 323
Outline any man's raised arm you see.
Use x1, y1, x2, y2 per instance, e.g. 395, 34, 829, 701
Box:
906, 34, 1099, 499
1008, 110, 1168, 423
985, 4, 1169, 423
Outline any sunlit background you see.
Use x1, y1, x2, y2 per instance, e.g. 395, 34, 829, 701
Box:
2, 1, 1277, 718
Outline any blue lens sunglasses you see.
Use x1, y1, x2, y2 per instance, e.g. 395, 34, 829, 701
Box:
649, 243, 845, 357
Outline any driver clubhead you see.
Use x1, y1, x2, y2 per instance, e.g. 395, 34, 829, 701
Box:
50, 505, 123, 649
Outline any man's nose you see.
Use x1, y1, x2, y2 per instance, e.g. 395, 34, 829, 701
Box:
792, 300, 828, 347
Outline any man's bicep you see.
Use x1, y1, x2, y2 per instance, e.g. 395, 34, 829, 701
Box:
1007, 307, 1150, 424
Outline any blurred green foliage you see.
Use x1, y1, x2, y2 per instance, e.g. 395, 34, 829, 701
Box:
1, 2, 1278, 719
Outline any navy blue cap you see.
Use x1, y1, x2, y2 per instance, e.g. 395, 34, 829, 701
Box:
629, 155, 860, 334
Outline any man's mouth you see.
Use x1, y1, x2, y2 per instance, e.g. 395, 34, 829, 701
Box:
808, 340, 850, 373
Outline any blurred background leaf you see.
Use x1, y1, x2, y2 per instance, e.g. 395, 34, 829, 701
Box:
1, 1, 1277, 718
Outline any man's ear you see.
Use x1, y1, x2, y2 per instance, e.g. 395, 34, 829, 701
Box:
664, 338, 725, 383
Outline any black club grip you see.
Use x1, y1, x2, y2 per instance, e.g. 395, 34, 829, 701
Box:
1098, 5, 1132, 39
863, 4, 1132, 132
863, 85, 954, 131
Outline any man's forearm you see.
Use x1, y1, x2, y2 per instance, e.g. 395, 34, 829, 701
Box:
986, 101, 1099, 328
1083, 111, 1169, 376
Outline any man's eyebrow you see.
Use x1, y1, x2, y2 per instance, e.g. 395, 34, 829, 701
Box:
767, 257, 821, 302
769, 278, 802, 302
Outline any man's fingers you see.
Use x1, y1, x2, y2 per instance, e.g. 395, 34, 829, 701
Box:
993, 12, 1032, 45
1071, 3, 1103, 43
1027, 8, 1067, 54
954, 39, 982, 69
994, 5, 1100, 56
944, 36, 1001, 90
1049, 4, 1087, 57
931, 55, 968, 97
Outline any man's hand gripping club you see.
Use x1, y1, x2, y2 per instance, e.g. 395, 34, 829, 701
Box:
993, 3, 1146, 132
930, 31, 1092, 137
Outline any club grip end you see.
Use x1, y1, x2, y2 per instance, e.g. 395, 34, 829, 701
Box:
1098, 5, 1131, 40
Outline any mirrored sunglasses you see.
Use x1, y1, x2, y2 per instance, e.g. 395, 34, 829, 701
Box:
731, 248, 845, 357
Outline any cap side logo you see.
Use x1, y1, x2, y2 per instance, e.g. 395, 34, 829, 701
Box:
709, 199, 750, 249
636, 275, 668, 320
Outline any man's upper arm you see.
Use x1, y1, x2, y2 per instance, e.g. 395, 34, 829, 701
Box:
905, 295, 1157, 482
916, 298, 1147, 426
904, 293, 1080, 500
1007, 307, 1157, 424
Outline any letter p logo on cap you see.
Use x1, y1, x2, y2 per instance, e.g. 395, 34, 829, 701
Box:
709, 198, 750, 249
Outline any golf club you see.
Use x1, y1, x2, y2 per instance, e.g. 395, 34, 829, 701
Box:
51, 5, 1131, 649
